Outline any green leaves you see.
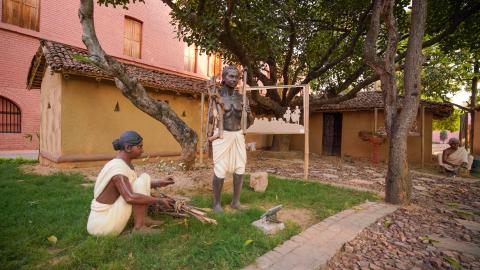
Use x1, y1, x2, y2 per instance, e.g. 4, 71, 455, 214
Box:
96, 0, 145, 9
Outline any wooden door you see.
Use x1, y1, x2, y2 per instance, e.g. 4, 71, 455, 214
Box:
322, 113, 342, 156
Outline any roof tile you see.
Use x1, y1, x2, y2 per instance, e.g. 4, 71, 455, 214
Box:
29, 40, 207, 94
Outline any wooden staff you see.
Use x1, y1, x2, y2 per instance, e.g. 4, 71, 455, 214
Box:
200, 92, 204, 164
205, 77, 215, 155
241, 68, 248, 134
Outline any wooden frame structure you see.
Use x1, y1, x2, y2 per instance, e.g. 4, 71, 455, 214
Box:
245, 84, 310, 179
199, 84, 310, 179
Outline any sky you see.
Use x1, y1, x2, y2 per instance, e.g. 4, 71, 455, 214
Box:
449, 90, 471, 106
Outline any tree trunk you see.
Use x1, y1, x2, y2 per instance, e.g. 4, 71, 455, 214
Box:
385, 128, 411, 203
271, 135, 291, 151
78, 0, 197, 169
470, 58, 478, 152
364, 0, 427, 205
384, 0, 427, 204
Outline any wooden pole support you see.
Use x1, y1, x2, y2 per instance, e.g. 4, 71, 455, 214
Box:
241, 69, 248, 134
304, 85, 310, 180
421, 105, 425, 168
200, 92, 205, 164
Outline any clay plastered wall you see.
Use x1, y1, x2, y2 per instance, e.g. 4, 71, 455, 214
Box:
290, 110, 433, 164
60, 76, 202, 156
245, 134, 272, 149
288, 113, 323, 154
474, 110, 480, 156
341, 111, 376, 159
40, 68, 62, 156
342, 111, 432, 163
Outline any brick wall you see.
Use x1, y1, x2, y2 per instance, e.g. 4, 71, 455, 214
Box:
0, 31, 41, 150
0, 0, 197, 151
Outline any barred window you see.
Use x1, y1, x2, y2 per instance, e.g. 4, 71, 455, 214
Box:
0, 96, 21, 133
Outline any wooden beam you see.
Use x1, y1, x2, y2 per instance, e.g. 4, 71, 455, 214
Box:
374, 108, 378, 132
304, 85, 310, 180
200, 92, 205, 164
421, 105, 425, 168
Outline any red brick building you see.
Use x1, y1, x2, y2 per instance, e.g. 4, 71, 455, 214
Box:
0, 0, 220, 151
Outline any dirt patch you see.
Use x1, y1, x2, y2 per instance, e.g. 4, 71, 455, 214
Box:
20, 164, 62, 176
20, 164, 100, 181
254, 203, 316, 230
48, 255, 69, 266
277, 208, 316, 230
138, 162, 215, 196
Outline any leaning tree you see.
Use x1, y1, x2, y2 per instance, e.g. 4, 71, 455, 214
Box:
78, 0, 198, 168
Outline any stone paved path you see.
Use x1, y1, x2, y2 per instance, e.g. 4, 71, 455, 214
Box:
243, 201, 398, 270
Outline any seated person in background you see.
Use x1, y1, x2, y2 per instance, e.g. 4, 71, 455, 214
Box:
87, 131, 175, 236
438, 138, 474, 176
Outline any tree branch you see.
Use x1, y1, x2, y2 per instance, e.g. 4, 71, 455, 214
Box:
282, 14, 296, 86
307, 74, 380, 108
397, 0, 428, 133
363, 0, 386, 75
301, 3, 372, 85
396, 2, 480, 61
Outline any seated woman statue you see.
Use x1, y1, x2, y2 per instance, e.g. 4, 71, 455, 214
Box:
438, 137, 474, 176
87, 131, 175, 236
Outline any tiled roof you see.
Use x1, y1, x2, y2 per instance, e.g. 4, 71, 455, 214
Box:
27, 40, 207, 94
312, 91, 454, 119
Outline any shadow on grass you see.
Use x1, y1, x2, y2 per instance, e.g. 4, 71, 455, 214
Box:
0, 159, 376, 270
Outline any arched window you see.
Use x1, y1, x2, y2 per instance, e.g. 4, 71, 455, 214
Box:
0, 96, 21, 133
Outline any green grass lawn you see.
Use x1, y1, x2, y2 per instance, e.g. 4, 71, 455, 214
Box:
0, 159, 377, 270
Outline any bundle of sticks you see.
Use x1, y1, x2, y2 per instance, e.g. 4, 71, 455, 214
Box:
149, 193, 217, 225
206, 76, 224, 143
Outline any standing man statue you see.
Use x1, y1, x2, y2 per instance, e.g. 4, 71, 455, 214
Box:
211, 65, 253, 212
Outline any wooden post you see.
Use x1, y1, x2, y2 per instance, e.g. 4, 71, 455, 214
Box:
200, 93, 205, 164
374, 108, 378, 132
421, 105, 425, 168
241, 69, 248, 134
304, 85, 310, 180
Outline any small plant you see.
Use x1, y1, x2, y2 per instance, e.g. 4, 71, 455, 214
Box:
383, 218, 393, 228
419, 235, 439, 243
444, 256, 461, 269
446, 202, 460, 209
454, 209, 474, 219
156, 159, 186, 174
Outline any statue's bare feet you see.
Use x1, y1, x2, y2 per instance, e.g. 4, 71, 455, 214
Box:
145, 217, 164, 227
230, 202, 242, 210
213, 204, 224, 213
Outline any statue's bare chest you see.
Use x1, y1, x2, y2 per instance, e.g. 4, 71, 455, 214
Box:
222, 94, 243, 112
